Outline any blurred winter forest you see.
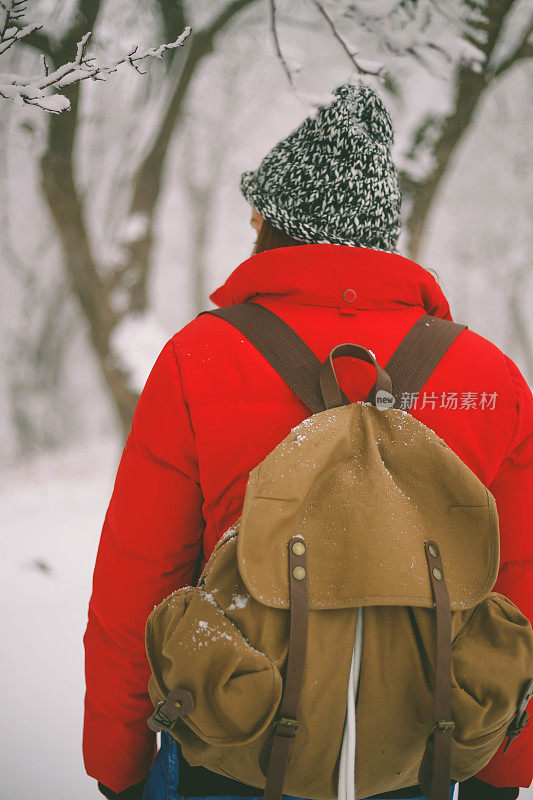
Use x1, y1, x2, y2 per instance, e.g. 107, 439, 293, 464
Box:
1, 1, 533, 798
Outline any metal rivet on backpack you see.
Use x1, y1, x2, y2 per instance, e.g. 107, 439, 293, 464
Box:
292, 566, 306, 581
432, 567, 443, 581
428, 544, 439, 558
292, 541, 305, 556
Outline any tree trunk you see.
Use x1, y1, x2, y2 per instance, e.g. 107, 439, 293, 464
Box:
399, 0, 523, 261
36, 0, 259, 436
400, 67, 488, 260
40, 80, 139, 435
124, 0, 260, 312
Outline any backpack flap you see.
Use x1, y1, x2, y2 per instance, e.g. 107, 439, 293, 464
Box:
238, 402, 499, 612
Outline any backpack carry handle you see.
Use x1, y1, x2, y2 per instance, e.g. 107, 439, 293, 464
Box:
320, 343, 393, 409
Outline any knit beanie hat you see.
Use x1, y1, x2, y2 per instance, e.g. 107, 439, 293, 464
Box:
240, 82, 402, 253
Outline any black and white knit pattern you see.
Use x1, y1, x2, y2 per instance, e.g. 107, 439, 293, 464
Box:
240, 82, 402, 253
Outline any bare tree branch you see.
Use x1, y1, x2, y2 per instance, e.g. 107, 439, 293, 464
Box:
36, 28, 191, 88
1, 0, 53, 55
0, 22, 43, 56
0, 0, 26, 41
311, 0, 386, 76
269, 0, 298, 89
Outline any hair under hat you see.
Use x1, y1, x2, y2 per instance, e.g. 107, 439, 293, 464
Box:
240, 82, 402, 253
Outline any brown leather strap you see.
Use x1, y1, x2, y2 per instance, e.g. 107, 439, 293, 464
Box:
261, 535, 309, 800
375, 315, 466, 409
320, 343, 392, 409
419, 541, 454, 800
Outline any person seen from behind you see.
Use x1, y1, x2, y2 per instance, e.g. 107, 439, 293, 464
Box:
83, 82, 533, 800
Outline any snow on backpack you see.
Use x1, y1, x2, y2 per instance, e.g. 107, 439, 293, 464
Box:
145, 303, 533, 800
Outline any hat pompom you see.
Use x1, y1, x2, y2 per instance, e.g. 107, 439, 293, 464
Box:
333, 83, 394, 148
240, 170, 255, 202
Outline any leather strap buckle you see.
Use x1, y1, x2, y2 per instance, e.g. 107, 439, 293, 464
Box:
430, 719, 455, 736
147, 687, 195, 733
148, 701, 178, 732
273, 716, 300, 738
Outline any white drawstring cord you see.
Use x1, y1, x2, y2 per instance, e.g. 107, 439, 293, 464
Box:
338, 606, 364, 800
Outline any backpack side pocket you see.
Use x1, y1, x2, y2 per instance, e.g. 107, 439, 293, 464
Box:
146, 586, 283, 747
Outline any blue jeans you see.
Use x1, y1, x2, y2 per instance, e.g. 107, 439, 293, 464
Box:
143, 732, 455, 800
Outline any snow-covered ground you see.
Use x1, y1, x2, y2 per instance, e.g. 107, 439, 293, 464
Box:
0, 442, 531, 799
0, 440, 120, 800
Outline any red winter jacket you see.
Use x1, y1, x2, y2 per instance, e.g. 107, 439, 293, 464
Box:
83, 244, 533, 793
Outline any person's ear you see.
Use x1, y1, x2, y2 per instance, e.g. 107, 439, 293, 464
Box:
250, 207, 263, 233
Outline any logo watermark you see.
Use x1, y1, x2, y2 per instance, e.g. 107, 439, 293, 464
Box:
374, 391, 499, 411
400, 391, 499, 411
375, 389, 395, 410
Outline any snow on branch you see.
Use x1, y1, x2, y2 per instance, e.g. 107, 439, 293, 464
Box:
0, 7, 192, 114
1, 0, 42, 54
0, 0, 46, 55
269, 0, 386, 94
269, 0, 491, 98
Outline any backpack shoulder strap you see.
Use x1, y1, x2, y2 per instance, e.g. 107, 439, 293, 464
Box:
379, 315, 467, 409
203, 303, 466, 413
204, 303, 326, 413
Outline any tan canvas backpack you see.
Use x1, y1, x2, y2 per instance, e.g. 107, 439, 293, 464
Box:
145, 303, 533, 800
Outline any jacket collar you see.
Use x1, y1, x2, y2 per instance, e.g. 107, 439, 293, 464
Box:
210, 244, 452, 319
